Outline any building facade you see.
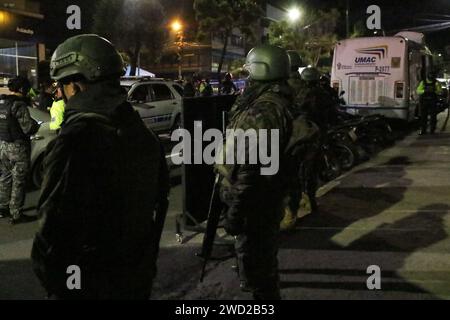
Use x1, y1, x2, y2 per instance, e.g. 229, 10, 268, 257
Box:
0, 0, 45, 89
147, 0, 286, 80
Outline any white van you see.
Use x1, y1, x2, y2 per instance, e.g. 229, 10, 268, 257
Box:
331, 32, 433, 122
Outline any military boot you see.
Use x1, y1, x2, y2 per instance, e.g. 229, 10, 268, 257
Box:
280, 207, 297, 231
300, 192, 312, 213
9, 211, 25, 225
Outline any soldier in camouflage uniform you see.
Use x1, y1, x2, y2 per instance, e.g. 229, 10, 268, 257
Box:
31, 34, 169, 299
298, 67, 339, 130
0, 77, 39, 223
296, 67, 340, 215
286, 50, 305, 95
215, 45, 293, 300
280, 50, 306, 230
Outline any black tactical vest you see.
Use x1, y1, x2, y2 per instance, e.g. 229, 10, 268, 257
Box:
422, 81, 438, 101
0, 95, 27, 142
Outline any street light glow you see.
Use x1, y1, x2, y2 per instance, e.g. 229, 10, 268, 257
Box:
171, 20, 183, 33
288, 8, 301, 22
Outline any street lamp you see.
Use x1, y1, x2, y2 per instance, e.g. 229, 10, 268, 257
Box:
171, 20, 182, 33
171, 19, 184, 80
287, 7, 301, 23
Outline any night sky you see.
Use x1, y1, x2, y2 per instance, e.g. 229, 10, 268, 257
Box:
275, 0, 450, 51
38, 0, 450, 52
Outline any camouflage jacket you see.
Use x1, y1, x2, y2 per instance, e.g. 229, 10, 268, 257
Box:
295, 85, 339, 129
215, 82, 293, 229
287, 75, 305, 98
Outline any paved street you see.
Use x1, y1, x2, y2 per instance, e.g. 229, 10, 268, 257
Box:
2, 114, 450, 300
178, 114, 450, 300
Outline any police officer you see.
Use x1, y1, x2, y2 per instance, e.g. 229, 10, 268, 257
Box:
31, 34, 170, 299
0, 76, 39, 223
417, 71, 442, 135
49, 83, 65, 131
216, 45, 293, 300
199, 78, 213, 97
220, 73, 238, 95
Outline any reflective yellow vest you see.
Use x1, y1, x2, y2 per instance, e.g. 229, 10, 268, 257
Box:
416, 79, 442, 96
50, 99, 65, 131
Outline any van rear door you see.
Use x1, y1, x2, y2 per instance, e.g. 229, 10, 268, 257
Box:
348, 75, 385, 106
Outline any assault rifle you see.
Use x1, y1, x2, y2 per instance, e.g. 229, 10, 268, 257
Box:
198, 174, 225, 282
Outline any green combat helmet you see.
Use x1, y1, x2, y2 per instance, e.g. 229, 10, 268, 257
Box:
300, 67, 321, 82
287, 50, 303, 72
244, 45, 290, 81
50, 34, 124, 82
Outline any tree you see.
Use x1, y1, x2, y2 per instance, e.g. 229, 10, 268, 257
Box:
193, 0, 263, 78
350, 20, 369, 38
92, 0, 167, 76
229, 57, 247, 77
269, 8, 340, 69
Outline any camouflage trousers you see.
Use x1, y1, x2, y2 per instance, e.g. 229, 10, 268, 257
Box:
235, 205, 283, 300
0, 141, 30, 219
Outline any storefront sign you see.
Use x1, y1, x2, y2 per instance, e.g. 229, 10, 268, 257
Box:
0, 10, 42, 42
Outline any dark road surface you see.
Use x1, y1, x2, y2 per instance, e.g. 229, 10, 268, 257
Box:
2, 115, 450, 300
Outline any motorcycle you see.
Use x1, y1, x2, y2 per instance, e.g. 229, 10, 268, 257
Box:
317, 125, 360, 182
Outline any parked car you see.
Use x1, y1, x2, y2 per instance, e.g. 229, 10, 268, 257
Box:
28, 104, 181, 189
121, 77, 183, 133
0, 73, 14, 87
28, 107, 55, 188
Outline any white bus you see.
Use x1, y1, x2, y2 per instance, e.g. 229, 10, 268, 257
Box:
331, 32, 433, 122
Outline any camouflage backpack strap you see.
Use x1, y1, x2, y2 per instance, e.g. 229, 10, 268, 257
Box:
285, 114, 320, 162
247, 90, 294, 160
252, 90, 293, 126
261, 89, 320, 163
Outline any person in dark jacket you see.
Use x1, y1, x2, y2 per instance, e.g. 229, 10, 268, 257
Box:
416, 71, 442, 135
31, 34, 170, 300
183, 75, 196, 98
220, 73, 238, 95
37, 81, 54, 112
0, 77, 40, 222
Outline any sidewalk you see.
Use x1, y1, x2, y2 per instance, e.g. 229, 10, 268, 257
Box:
179, 114, 450, 300
2, 114, 450, 300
